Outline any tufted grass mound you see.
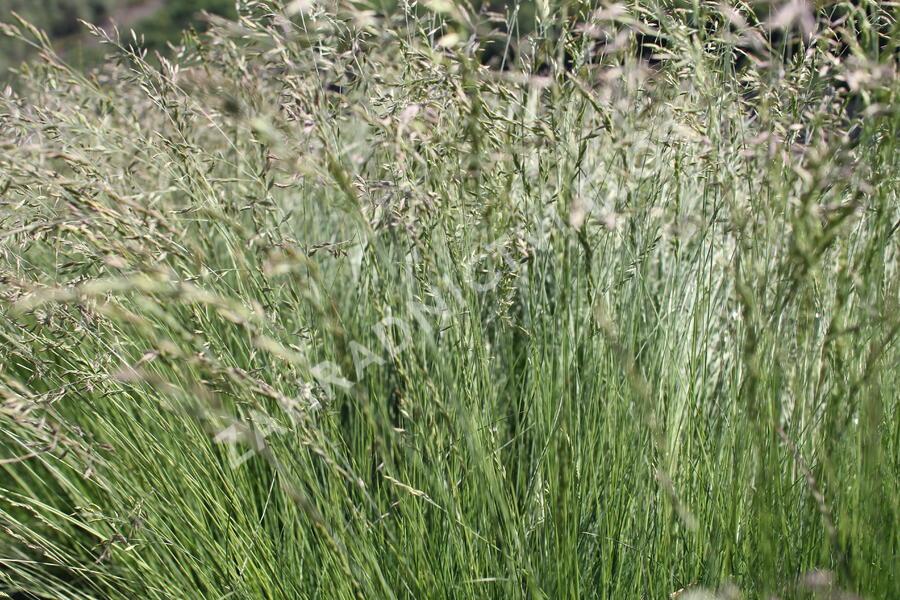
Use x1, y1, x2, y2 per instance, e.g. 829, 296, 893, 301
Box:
0, 1, 897, 599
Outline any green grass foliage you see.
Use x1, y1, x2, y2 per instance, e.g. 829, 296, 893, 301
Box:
0, 1, 898, 599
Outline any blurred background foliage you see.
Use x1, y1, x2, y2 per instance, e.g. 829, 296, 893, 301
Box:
0, 0, 238, 77
3, 1, 894, 79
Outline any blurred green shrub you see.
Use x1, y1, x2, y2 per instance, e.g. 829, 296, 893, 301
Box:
134, 0, 237, 54
0, 0, 114, 72
0, 0, 236, 76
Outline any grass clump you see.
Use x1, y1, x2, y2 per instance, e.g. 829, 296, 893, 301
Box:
0, 1, 898, 599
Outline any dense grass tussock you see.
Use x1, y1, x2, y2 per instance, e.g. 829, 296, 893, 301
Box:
1, 1, 898, 599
